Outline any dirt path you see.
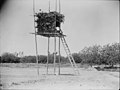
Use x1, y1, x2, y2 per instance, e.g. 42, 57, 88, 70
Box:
0, 67, 119, 90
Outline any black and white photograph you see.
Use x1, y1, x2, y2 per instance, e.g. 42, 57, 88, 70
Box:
0, 0, 119, 89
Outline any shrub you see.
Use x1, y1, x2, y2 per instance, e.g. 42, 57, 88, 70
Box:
1, 52, 20, 63
72, 53, 82, 63
20, 56, 36, 63
38, 55, 47, 63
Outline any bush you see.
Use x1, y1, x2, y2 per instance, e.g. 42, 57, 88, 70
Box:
20, 56, 36, 63
58, 56, 68, 64
1, 52, 20, 63
17, 54, 67, 64
38, 55, 47, 63
45, 54, 67, 64
72, 53, 82, 63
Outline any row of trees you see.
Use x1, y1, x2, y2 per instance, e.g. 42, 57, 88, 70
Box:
0, 53, 67, 64
0, 43, 119, 67
19, 55, 67, 64
78, 43, 120, 66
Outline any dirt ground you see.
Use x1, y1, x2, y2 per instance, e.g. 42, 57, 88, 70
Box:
0, 64, 119, 90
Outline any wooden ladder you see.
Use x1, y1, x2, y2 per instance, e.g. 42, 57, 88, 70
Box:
61, 37, 79, 75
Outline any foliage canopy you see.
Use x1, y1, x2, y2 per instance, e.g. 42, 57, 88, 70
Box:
35, 11, 64, 33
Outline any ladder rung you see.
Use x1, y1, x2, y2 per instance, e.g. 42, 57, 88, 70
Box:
61, 37, 79, 75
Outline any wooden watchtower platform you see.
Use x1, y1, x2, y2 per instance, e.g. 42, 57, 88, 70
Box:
32, 0, 79, 75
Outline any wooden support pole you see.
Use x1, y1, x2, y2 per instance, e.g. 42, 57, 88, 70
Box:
47, 37, 50, 74
48, 0, 50, 12
33, 0, 39, 76
58, 37, 61, 75
54, 0, 57, 75
59, 0, 61, 13
35, 36, 39, 76
54, 37, 56, 75
55, 0, 57, 11
35, 34, 39, 76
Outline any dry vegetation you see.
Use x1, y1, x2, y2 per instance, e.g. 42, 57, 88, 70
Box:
0, 63, 119, 90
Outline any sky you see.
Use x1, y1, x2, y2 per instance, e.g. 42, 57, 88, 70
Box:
0, 0, 119, 56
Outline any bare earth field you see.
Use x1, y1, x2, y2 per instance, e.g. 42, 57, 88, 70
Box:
0, 63, 119, 90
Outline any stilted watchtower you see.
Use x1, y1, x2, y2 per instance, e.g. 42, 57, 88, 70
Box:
32, 0, 79, 75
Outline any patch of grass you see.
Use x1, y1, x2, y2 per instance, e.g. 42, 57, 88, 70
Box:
0, 63, 73, 68
94, 66, 120, 72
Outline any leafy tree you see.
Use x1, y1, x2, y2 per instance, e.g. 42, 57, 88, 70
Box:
19, 54, 67, 64
1, 52, 20, 63
48, 54, 54, 63
80, 45, 103, 66
38, 55, 47, 63
72, 53, 82, 63
41, 54, 68, 64
100, 43, 120, 67
20, 56, 36, 63
59, 56, 68, 64
46, 54, 67, 64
